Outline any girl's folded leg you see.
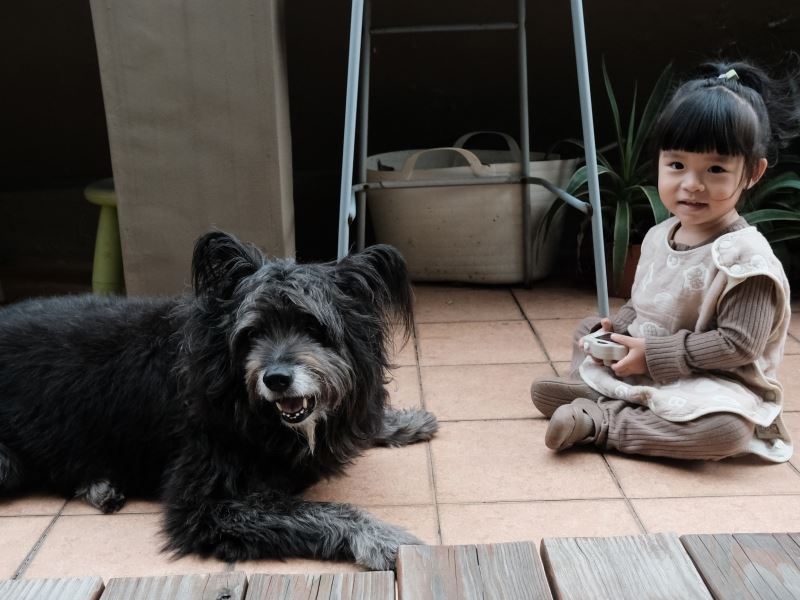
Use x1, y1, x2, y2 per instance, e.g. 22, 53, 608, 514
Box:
531, 379, 601, 418
546, 397, 754, 461
597, 399, 754, 461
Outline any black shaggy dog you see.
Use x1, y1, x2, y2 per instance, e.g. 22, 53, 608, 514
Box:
0, 232, 438, 570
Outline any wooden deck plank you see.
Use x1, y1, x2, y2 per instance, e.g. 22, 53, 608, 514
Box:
682, 533, 800, 599
397, 545, 481, 600
0, 576, 104, 600
244, 572, 394, 600
541, 533, 711, 600
396, 542, 553, 599
100, 572, 246, 600
476, 543, 553, 600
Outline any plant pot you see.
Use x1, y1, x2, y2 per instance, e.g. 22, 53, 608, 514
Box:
608, 243, 640, 299
577, 240, 641, 299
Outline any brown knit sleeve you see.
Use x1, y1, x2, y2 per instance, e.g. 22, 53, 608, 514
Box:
645, 275, 777, 383
610, 301, 637, 334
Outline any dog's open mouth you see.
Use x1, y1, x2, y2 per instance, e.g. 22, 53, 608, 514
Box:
275, 396, 316, 424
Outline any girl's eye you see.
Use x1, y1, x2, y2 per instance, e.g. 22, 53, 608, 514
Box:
668, 161, 684, 169
708, 165, 727, 174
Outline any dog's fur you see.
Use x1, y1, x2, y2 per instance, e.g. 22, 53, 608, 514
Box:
0, 232, 437, 570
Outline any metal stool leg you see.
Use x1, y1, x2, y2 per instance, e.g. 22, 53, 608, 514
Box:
356, 0, 372, 252
338, 0, 365, 260
570, 0, 610, 317
517, 0, 532, 286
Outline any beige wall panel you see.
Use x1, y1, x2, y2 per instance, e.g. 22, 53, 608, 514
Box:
90, 0, 294, 295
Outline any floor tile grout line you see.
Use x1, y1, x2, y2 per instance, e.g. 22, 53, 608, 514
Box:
434, 497, 635, 506
510, 289, 561, 380
600, 453, 649, 535
427, 410, 800, 418
414, 361, 558, 369
436, 417, 544, 423
411, 320, 444, 546
415, 318, 528, 325
415, 315, 604, 326
418, 361, 553, 368
787, 460, 800, 478
12, 499, 68, 579
429, 491, 800, 505
511, 291, 554, 369
26, 495, 800, 513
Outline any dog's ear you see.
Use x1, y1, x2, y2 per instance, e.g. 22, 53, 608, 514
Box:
335, 244, 414, 334
192, 231, 265, 299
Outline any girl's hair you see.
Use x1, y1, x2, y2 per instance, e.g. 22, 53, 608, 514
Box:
652, 57, 800, 180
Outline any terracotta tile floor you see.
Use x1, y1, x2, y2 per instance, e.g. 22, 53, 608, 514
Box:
2, 280, 799, 581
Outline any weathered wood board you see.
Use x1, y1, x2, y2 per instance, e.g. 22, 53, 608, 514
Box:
244, 571, 394, 600
0, 576, 104, 600
682, 533, 800, 599
100, 572, 246, 600
397, 542, 553, 599
541, 533, 711, 600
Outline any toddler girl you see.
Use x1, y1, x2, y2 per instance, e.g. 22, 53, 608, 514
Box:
532, 59, 800, 462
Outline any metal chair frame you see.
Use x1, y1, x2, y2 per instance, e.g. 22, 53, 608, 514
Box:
337, 0, 611, 317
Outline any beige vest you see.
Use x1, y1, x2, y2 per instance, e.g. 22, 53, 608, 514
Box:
580, 217, 792, 462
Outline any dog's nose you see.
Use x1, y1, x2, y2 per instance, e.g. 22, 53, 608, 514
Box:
263, 368, 293, 392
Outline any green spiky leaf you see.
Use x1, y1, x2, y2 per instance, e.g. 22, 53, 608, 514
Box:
744, 209, 800, 225
601, 59, 625, 156
637, 185, 670, 224
763, 225, 800, 244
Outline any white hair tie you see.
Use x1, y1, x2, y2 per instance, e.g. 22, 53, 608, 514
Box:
718, 69, 739, 80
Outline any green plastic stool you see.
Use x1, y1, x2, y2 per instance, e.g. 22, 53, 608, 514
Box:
84, 178, 125, 295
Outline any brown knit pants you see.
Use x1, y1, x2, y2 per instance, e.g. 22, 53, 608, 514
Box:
592, 398, 754, 460
571, 316, 755, 461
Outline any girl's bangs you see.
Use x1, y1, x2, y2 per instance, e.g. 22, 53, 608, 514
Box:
656, 87, 758, 158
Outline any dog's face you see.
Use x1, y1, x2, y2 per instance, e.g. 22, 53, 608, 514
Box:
245, 313, 342, 426
237, 283, 354, 439
185, 232, 413, 450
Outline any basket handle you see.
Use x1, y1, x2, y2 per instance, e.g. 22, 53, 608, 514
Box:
399, 147, 490, 180
452, 131, 522, 161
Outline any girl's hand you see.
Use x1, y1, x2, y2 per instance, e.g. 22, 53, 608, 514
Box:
578, 318, 614, 364
609, 334, 647, 377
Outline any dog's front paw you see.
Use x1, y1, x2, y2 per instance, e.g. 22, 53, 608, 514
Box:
375, 408, 439, 447
349, 519, 422, 570
78, 479, 126, 514
406, 409, 438, 443
0, 443, 22, 491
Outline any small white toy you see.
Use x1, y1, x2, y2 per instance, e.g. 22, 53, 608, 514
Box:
582, 329, 628, 366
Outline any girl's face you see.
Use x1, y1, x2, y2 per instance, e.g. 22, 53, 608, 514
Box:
657, 150, 751, 232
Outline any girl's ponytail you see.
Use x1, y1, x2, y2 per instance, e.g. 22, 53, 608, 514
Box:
697, 58, 800, 158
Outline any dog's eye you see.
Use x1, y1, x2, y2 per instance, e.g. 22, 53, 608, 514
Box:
308, 322, 328, 342
301, 317, 329, 344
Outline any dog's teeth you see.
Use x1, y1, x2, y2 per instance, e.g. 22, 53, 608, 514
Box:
302, 398, 308, 409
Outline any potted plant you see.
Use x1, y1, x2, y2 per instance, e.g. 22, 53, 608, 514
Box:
539, 61, 673, 296
740, 155, 800, 280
